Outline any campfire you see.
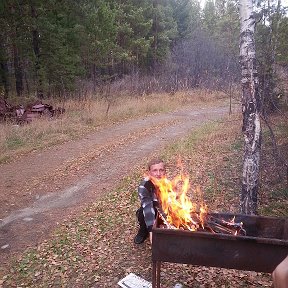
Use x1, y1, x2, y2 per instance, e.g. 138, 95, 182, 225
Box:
150, 167, 246, 236
150, 166, 288, 288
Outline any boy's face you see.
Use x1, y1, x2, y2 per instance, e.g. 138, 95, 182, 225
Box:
149, 162, 165, 179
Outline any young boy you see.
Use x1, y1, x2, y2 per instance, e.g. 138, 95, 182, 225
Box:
134, 159, 166, 244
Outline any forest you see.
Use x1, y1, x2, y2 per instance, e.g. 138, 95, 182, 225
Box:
0, 0, 287, 105
1, 1, 288, 287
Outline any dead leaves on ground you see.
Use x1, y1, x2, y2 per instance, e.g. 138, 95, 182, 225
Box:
2, 181, 273, 287
2, 114, 286, 288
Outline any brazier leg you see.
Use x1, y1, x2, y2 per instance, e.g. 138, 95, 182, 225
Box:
156, 261, 161, 288
152, 261, 161, 288
152, 261, 156, 288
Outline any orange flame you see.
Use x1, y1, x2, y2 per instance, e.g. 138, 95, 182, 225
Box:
151, 170, 208, 231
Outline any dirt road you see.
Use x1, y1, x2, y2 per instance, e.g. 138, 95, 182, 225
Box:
0, 103, 231, 267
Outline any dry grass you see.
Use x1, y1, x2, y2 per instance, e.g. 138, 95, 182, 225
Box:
0, 90, 228, 164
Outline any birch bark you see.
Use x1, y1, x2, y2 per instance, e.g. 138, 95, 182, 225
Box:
239, 0, 262, 214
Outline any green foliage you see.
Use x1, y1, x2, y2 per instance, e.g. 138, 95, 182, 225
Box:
5, 135, 24, 150
84, 0, 117, 69
202, 0, 217, 34
0, 0, 287, 98
113, 0, 153, 70
276, 17, 288, 64
255, 0, 288, 112
170, 0, 201, 40
202, 0, 239, 56
146, 0, 178, 68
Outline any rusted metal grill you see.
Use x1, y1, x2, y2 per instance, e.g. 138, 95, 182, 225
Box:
152, 213, 288, 288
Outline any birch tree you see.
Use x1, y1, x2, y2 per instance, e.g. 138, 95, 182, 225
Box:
239, 0, 262, 214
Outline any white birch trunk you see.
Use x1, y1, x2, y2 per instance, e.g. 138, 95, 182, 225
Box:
239, 0, 262, 214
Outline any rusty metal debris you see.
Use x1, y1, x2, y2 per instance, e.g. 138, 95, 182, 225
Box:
0, 98, 65, 124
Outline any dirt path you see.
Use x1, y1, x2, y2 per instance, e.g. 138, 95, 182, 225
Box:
0, 103, 232, 268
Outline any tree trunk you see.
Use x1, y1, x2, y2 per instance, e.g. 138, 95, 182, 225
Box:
13, 42, 24, 97
31, 3, 44, 99
152, 0, 159, 72
10, 3, 24, 97
0, 40, 9, 99
239, 0, 262, 214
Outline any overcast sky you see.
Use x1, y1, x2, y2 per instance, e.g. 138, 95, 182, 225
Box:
199, 0, 288, 9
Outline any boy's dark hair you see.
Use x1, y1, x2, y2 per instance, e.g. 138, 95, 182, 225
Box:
147, 158, 165, 170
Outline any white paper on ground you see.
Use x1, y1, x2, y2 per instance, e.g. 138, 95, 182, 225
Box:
117, 273, 152, 288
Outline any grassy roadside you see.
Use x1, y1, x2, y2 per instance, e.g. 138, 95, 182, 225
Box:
1, 111, 287, 288
0, 90, 228, 164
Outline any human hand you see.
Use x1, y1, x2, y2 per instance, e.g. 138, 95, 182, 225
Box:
272, 255, 288, 288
